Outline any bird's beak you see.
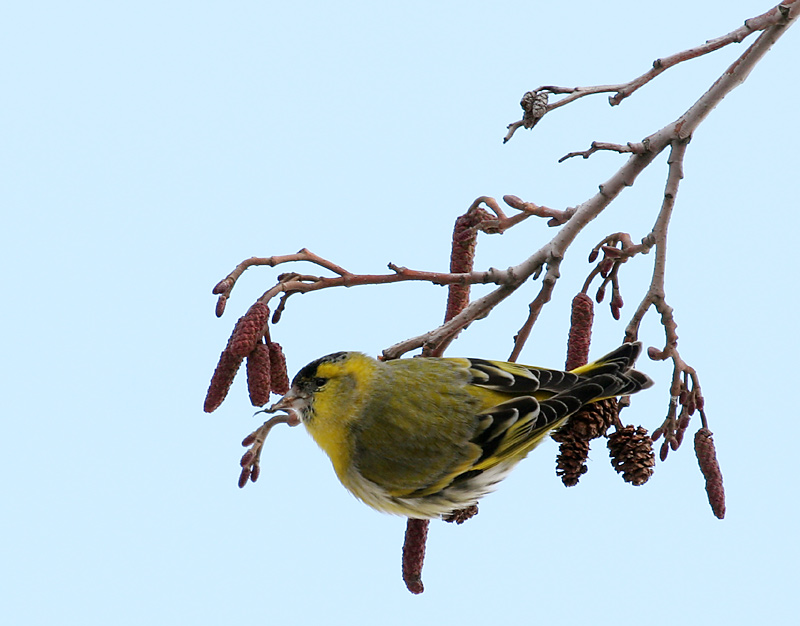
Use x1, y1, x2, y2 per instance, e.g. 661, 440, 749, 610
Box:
266, 389, 306, 425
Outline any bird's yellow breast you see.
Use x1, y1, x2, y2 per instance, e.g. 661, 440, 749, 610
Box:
302, 354, 377, 482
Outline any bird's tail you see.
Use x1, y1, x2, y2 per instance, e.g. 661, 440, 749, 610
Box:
570, 341, 653, 396
537, 342, 653, 424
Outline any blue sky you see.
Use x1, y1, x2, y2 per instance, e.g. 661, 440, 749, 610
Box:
3, 2, 799, 624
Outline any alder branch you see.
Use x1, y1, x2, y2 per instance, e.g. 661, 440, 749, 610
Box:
559, 141, 646, 163
212, 193, 552, 316
273, 263, 511, 295
386, 3, 796, 359
212, 249, 351, 297
209, 5, 797, 364
215, 248, 513, 303
618, 138, 708, 462
504, 1, 798, 142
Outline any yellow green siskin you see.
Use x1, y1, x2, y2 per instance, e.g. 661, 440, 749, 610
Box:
269, 342, 652, 519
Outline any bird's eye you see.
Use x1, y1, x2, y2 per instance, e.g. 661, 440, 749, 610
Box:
313, 377, 328, 388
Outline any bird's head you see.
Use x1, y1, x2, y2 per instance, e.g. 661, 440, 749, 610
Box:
268, 351, 377, 427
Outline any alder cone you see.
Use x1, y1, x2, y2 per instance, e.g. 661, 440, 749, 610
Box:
229, 303, 270, 358
204, 349, 244, 413
402, 519, 429, 595
553, 399, 617, 443
246, 342, 272, 407
554, 437, 590, 487
695, 428, 725, 519
607, 425, 655, 486
268, 341, 290, 395
565, 292, 594, 370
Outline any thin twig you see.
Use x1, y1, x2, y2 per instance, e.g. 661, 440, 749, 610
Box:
559, 141, 646, 163
503, 195, 574, 226
624, 139, 688, 345
508, 260, 561, 362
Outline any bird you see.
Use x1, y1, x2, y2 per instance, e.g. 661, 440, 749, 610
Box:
268, 342, 653, 519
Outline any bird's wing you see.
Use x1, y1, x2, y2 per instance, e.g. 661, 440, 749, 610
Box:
464, 358, 581, 395
461, 344, 652, 470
